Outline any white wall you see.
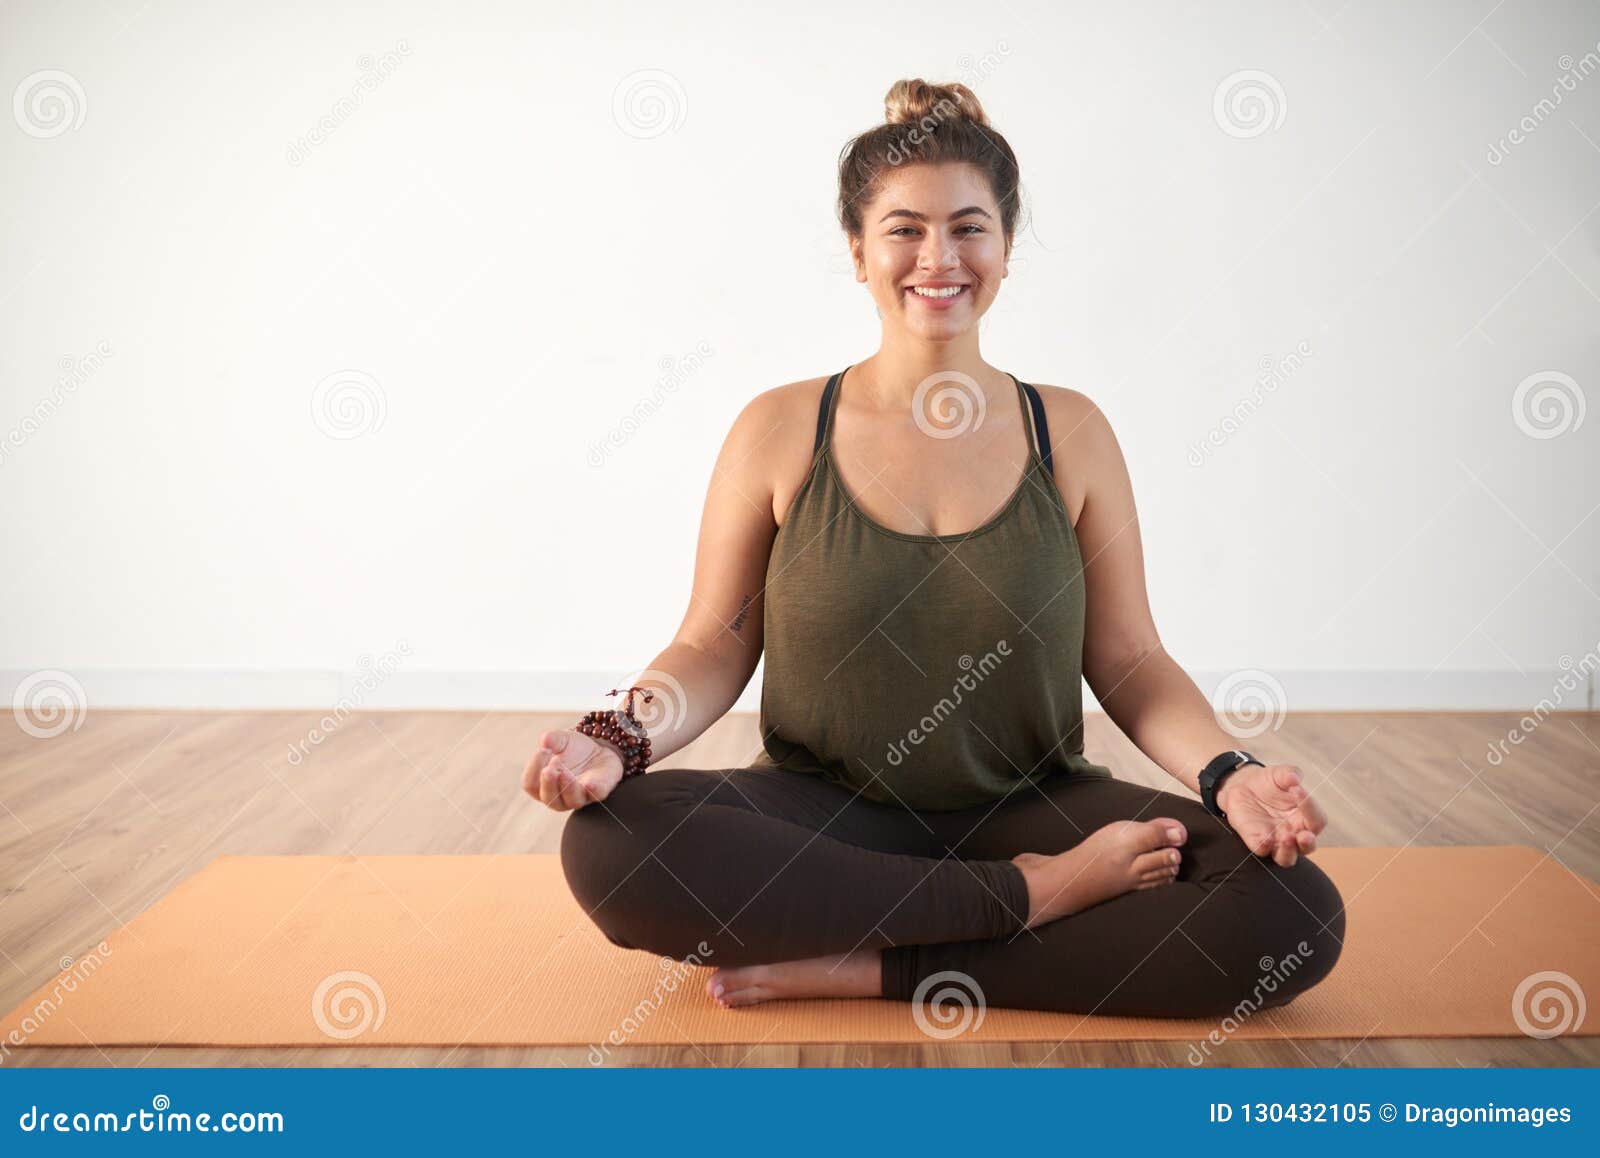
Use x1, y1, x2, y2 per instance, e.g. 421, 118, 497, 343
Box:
2, 0, 1597, 714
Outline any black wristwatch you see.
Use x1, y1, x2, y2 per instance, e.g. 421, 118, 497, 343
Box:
1198, 749, 1263, 820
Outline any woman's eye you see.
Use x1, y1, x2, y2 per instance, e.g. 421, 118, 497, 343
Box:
889, 225, 985, 237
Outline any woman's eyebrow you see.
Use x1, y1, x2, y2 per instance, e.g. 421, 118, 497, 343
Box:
877, 206, 994, 223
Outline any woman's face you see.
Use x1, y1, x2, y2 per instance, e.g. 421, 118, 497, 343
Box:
850, 161, 1010, 338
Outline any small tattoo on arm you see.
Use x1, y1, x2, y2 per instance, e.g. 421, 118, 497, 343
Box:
729, 594, 753, 633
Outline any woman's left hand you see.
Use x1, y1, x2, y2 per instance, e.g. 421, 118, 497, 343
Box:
1214, 763, 1328, 867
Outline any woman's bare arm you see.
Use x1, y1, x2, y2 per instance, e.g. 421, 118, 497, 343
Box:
1047, 388, 1247, 795
609, 387, 791, 766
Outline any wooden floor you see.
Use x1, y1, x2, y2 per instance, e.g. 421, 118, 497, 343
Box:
1, 708, 1596, 1068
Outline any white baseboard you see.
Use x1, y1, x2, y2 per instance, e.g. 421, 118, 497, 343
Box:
0, 668, 1593, 713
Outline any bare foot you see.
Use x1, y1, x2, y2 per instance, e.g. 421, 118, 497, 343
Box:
706, 949, 882, 1009
1013, 817, 1187, 929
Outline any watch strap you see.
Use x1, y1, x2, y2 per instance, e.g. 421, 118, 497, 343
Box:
1199, 749, 1263, 819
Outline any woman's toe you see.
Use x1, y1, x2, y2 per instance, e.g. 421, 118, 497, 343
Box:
1134, 847, 1180, 874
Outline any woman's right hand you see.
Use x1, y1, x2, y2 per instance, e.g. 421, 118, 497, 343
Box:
523, 728, 625, 811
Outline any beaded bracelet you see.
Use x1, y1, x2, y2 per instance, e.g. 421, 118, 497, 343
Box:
573, 685, 655, 779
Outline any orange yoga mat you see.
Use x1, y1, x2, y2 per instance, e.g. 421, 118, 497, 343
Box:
2, 847, 1596, 1050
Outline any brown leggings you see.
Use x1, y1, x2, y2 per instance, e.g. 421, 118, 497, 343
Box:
559, 765, 1346, 1018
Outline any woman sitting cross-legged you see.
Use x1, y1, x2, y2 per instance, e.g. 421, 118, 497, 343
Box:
527, 78, 1343, 1020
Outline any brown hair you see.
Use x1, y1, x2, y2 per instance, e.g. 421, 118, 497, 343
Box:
836, 78, 1024, 245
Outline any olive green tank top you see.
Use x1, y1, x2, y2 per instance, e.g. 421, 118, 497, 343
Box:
752, 364, 1116, 811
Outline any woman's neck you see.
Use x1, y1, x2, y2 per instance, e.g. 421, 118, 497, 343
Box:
852, 331, 999, 411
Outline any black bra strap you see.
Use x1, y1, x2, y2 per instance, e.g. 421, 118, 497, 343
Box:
813, 370, 843, 456
1021, 380, 1053, 475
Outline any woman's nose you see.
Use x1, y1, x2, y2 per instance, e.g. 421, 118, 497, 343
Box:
918, 233, 960, 270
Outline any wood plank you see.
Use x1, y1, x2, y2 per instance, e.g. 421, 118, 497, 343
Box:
2, 709, 1595, 1068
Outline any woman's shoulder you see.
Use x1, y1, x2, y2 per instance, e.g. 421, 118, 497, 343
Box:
1027, 381, 1119, 450
723, 374, 830, 439
737, 373, 832, 416
721, 375, 836, 528
767, 372, 835, 412
1023, 382, 1115, 525
1026, 380, 1100, 422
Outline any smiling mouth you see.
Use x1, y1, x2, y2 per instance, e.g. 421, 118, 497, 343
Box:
905, 284, 970, 300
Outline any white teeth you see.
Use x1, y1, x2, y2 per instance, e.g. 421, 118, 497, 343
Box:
910, 285, 965, 298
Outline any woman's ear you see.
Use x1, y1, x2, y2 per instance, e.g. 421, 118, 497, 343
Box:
849, 233, 866, 283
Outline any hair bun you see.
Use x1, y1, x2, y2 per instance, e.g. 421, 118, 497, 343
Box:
883, 78, 989, 127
